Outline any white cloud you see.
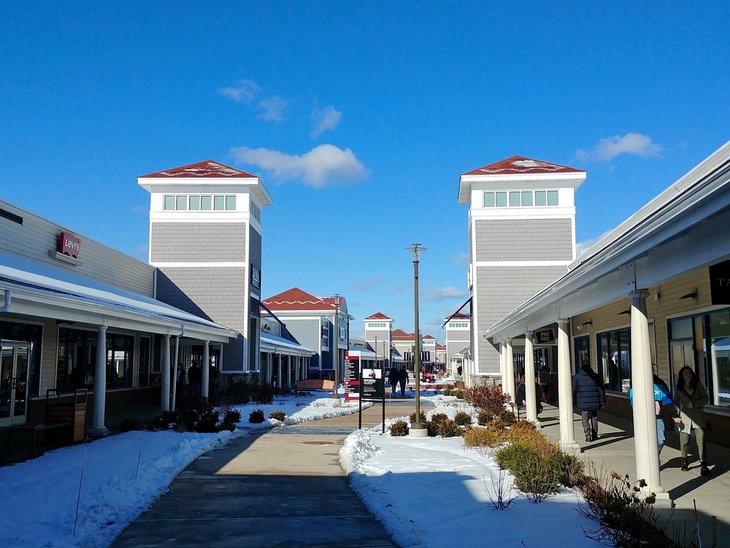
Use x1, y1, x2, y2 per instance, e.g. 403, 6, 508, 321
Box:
576, 229, 613, 257
452, 252, 468, 265
219, 79, 261, 104
426, 286, 467, 302
231, 144, 367, 188
257, 96, 287, 123
311, 105, 342, 138
353, 276, 384, 292
576, 133, 662, 162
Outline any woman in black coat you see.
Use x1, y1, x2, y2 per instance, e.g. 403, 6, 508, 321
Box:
572, 364, 605, 442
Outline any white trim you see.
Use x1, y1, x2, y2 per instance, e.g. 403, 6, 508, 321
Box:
150, 262, 247, 268
473, 260, 572, 267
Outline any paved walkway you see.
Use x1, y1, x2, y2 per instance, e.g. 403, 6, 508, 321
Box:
112, 398, 730, 547
537, 404, 730, 547
112, 401, 421, 547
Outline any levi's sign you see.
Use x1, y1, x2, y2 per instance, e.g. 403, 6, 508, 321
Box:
58, 232, 81, 258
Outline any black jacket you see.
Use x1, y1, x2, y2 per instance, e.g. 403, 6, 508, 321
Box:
572, 366, 605, 411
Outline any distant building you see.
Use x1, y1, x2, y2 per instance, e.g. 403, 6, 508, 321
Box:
261, 287, 349, 380
458, 156, 585, 383
444, 312, 471, 376
363, 312, 393, 367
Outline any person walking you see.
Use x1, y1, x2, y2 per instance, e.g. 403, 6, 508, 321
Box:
388, 367, 399, 396
572, 363, 605, 442
629, 370, 673, 456
398, 367, 408, 398
673, 366, 711, 475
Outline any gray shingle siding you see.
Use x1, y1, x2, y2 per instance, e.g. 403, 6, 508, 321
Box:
156, 267, 246, 333
150, 223, 246, 262
0, 200, 154, 295
475, 219, 573, 262
475, 265, 567, 373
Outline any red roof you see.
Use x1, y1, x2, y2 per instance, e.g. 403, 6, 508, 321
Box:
139, 160, 257, 178
392, 329, 414, 340
444, 312, 470, 320
263, 287, 334, 311
365, 312, 392, 320
436, 343, 446, 350
423, 335, 436, 340
464, 156, 583, 176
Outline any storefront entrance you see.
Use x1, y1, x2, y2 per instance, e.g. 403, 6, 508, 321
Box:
0, 341, 30, 427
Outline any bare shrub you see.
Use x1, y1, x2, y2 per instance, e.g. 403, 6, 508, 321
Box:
483, 470, 516, 510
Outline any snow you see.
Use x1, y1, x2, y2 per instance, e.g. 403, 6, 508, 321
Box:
0, 395, 600, 547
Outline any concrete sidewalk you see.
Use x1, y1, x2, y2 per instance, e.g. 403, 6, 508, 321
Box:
111, 402, 419, 547
537, 404, 730, 546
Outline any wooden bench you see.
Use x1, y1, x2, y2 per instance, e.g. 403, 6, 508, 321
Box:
7, 388, 87, 458
295, 379, 335, 392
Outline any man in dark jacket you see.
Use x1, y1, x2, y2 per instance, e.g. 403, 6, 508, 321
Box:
572, 364, 605, 442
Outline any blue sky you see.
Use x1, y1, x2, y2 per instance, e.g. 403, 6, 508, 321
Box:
2, 2, 729, 340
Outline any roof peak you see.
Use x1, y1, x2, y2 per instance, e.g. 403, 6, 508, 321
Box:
464, 155, 584, 176
139, 160, 257, 178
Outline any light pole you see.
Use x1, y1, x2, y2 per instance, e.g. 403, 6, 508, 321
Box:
332, 294, 341, 406
406, 243, 427, 436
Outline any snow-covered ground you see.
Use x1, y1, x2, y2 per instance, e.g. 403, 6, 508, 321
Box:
0, 394, 600, 547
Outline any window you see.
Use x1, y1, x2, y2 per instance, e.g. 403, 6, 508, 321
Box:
175, 196, 187, 210
597, 328, 631, 392
225, 196, 236, 210
449, 321, 468, 328
163, 194, 237, 212
368, 322, 386, 328
201, 195, 212, 210
164, 195, 175, 210
214, 195, 225, 210
482, 189, 559, 208
189, 196, 201, 210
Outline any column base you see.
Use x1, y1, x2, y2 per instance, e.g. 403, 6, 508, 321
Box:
88, 426, 108, 438
331, 397, 341, 408
560, 440, 581, 454
645, 489, 673, 509
409, 425, 428, 438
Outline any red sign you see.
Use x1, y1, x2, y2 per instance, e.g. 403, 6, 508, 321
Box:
58, 232, 81, 258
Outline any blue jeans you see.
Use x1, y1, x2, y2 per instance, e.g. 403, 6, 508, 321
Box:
656, 416, 665, 453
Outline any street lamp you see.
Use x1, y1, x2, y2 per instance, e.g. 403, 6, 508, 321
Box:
333, 294, 341, 406
406, 243, 427, 437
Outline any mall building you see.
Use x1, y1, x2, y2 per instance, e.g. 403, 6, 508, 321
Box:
0, 160, 313, 439
462, 141, 730, 499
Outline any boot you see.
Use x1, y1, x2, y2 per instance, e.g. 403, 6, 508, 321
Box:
681, 457, 689, 471
700, 461, 711, 476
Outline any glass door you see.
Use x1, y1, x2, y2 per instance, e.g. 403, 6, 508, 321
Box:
1, 341, 30, 427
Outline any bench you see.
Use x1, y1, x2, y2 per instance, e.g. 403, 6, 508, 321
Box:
295, 379, 335, 392
7, 388, 87, 458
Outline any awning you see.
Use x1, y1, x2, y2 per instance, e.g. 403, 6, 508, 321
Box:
260, 332, 315, 356
0, 252, 236, 343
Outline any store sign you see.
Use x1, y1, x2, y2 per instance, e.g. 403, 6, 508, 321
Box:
58, 232, 80, 258
534, 328, 555, 344
710, 260, 730, 305
251, 266, 261, 289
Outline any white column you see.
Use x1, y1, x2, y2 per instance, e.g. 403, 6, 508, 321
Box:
276, 354, 282, 388
90, 324, 108, 437
202, 340, 210, 400
294, 356, 300, 384
499, 340, 506, 390
267, 353, 273, 383
524, 332, 538, 424
557, 320, 579, 452
504, 339, 515, 405
286, 356, 291, 387
161, 334, 171, 411
630, 290, 670, 504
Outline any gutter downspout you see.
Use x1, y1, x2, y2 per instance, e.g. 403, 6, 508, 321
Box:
0, 290, 11, 312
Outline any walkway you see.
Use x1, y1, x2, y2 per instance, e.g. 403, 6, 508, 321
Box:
537, 404, 730, 546
111, 401, 424, 547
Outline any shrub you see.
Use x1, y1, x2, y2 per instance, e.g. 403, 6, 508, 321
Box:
500, 410, 517, 425
146, 416, 167, 432
248, 409, 265, 423
222, 408, 241, 424
429, 413, 448, 426
504, 420, 539, 445
389, 420, 409, 436
437, 418, 462, 438
463, 424, 505, 451
495, 443, 562, 500
577, 471, 685, 546
195, 409, 221, 433
410, 411, 427, 424
465, 386, 511, 420
477, 411, 491, 426
270, 410, 286, 421
451, 389, 465, 399
454, 411, 472, 426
